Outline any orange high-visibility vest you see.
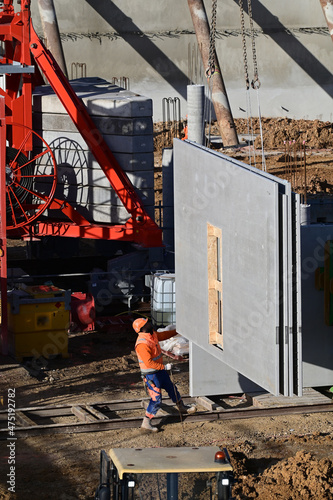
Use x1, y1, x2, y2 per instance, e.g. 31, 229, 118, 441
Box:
135, 331, 164, 375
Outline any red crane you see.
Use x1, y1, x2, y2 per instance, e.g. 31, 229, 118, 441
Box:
0, 0, 162, 353
0, 0, 162, 247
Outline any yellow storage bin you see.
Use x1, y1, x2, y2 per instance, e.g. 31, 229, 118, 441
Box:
8, 329, 69, 362
7, 285, 71, 361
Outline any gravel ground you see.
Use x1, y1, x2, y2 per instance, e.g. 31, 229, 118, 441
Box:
0, 323, 333, 500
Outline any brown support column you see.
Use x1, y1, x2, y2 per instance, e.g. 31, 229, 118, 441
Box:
319, 0, 333, 42
0, 97, 8, 355
37, 0, 68, 78
187, 0, 239, 146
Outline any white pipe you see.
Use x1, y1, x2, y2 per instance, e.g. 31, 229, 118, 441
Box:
187, 84, 205, 145
300, 204, 311, 225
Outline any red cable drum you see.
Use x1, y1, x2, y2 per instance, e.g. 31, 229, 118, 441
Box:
70, 292, 96, 333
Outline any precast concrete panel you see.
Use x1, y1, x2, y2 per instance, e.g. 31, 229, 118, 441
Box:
38, 168, 154, 191
293, 194, 303, 395
230, 167, 301, 395
174, 140, 281, 394
281, 193, 291, 396
287, 185, 294, 396
279, 187, 302, 396
33, 79, 153, 117
37, 130, 154, 154
33, 113, 153, 136
189, 342, 264, 397
301, 225, 333, 386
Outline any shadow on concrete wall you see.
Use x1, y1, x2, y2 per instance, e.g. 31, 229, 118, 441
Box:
85, 0, 189, 98
234, 0, 333, 98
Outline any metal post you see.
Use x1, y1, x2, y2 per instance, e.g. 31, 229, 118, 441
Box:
121, 474, 129, 500
319, 0, 333, 42
167, 473, 179, 500
37, 0, 68, 78
187, 0, 239, 147
0, 96, 8, 355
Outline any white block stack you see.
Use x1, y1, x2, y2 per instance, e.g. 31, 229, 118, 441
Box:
32, 77, 155, 224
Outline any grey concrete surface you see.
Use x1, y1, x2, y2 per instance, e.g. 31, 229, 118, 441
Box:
190, 342, 264, 396
293, 193, 303, 396
174, 139, 304, 396
32, 78, 153, 117
174, 139, 282, 394
33, 113, 153, 136
30, 1, 333, 122
301, 225, 333, 387
39, 179, 154, 205
37, 130, 154, 154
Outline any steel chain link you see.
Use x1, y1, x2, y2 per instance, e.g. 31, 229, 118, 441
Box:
247, 0, 260, 89
239, 0, 260, 90
207, 0, 217, 78
239, 0, 250, 90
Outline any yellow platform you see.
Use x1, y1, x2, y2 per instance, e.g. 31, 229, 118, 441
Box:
109, 447, 233, 479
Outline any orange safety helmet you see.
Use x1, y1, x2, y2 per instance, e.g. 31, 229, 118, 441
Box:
132, 317, 148, 333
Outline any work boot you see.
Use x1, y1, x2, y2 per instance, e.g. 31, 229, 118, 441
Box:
141, 416, 158, 433
176, 400, 196, 414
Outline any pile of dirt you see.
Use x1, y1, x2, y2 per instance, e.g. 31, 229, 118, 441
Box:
154, 117, 333, 202
232, 450, 333, 499
235, 117, 333, 150
154, 117, 333, 152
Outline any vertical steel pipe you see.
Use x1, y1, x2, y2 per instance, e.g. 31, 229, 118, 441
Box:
319, 0, 333, 41
37, 0, 68, 77
0, 97, 8, 355
167, 473, 178, 500
187, 0, 239, 146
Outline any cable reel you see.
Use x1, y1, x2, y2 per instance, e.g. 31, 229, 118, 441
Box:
6, 125, 57, 230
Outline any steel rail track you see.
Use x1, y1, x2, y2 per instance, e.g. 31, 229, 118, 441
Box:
0, 397, 332, 439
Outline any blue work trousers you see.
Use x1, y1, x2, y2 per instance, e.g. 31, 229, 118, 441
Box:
144, 370, 181, 418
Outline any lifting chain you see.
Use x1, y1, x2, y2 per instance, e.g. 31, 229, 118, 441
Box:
206, 0, 217, 78
247, 0, 260, 89
238, 0, 260, 89
239, 0, 250, 90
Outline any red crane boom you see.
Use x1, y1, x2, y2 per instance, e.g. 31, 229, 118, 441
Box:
0, 0, 162, 248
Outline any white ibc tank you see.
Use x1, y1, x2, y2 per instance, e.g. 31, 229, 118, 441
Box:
151, 273, 176, 327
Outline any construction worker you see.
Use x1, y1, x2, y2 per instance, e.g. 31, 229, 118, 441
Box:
133, 318, 196, 433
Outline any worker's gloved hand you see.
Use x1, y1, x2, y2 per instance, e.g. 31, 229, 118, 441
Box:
165, 363, 173, 371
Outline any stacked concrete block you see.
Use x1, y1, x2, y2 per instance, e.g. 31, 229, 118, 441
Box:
32, 77, 155, 224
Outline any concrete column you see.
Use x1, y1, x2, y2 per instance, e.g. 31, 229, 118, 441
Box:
319, 0, 333, 42
37, 0, 68, 78
187, 84, 205, 145
187, 0, 238, 147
